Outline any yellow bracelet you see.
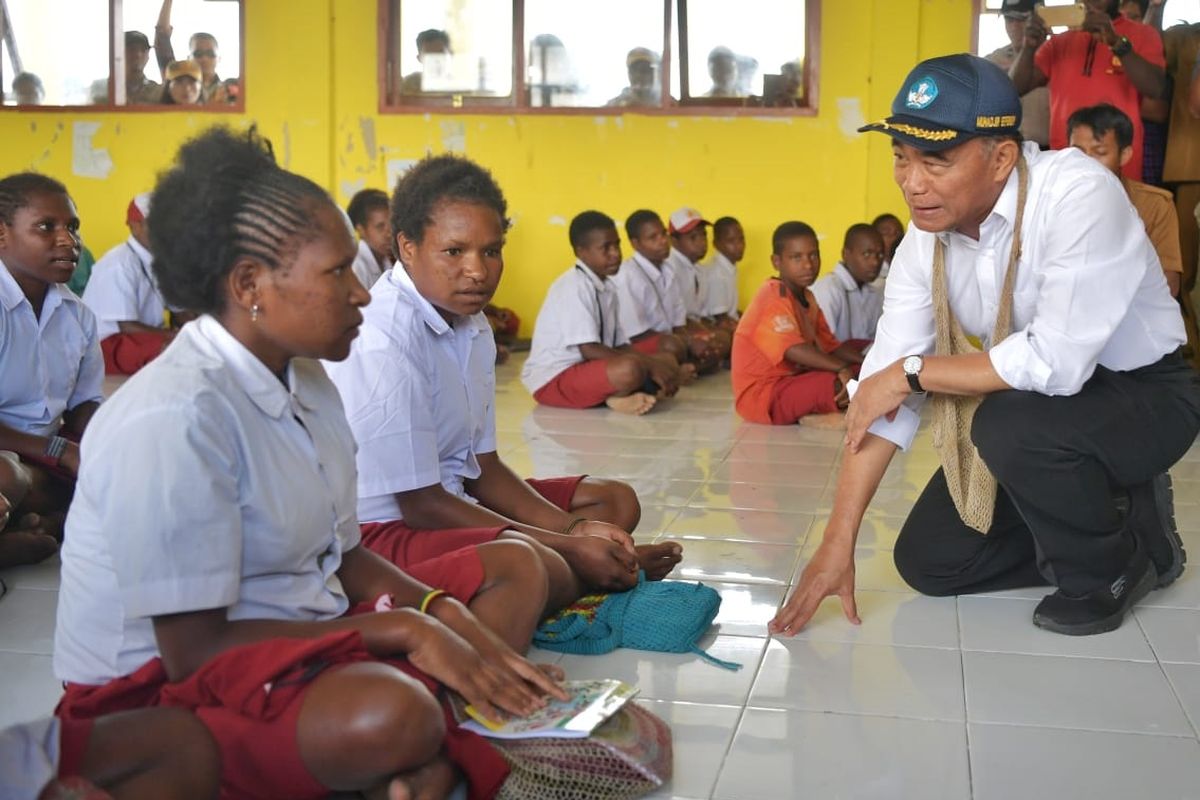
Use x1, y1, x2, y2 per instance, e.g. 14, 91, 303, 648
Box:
419, 589, 447, 614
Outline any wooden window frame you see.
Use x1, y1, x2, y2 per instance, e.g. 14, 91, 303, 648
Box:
0, 0, 245, 114
378, 0, 820, 117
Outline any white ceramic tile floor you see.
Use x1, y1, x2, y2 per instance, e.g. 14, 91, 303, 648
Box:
2, 353, 1199, 798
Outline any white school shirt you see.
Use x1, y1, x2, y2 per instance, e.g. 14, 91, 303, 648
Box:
811, 262, 884, 341
54, 315, 360, 685
666, 248, 707, 320
700, 251, 739, 318
521, 261, 628, 394
0, 717, 60, 799
81, 237, 166, 340
325, 266, 497, 524
351, 239, 390, 291
0, 260, 103, 438
860, 143, 1185, 452
612, 252, 686, 337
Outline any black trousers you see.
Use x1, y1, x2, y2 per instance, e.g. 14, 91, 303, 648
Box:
893, 353, 1200, 596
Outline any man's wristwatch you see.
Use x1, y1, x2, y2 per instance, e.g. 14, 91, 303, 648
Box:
902, 355, 926, 394
1112, 36, 1133, 58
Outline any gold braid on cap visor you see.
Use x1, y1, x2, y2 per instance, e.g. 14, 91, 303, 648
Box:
876, 121, 959, 142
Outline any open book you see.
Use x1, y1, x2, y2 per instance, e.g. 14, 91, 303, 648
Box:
459, 679, 639, 739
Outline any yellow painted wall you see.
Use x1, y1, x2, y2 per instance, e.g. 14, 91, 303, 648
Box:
0, 0, 974, 332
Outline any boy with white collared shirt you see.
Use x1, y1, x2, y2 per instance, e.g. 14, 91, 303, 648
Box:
811, 222, 886, 348
667, 206, 731, 369
522, 211, 681, 414
701, 215, 744, 329
82, 193, 178, 375
0, 173, 103, 569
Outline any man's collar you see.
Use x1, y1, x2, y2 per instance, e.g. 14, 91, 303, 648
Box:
951, 141, 1040, 246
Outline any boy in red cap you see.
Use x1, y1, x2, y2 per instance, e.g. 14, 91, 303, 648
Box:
83, 194, 185, 375
666, 206, 731, 370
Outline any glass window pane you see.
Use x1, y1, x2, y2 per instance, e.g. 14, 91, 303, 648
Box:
3, 0, 108, 106
1162, 0, 1200, 23
122, 0, 242, 106
976, 13, 1010, 58
523, 0, 665, 108
397, 1, 512, 99
682, 0, 806, 104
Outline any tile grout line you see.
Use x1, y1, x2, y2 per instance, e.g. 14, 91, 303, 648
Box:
1133, 610, 1200, 740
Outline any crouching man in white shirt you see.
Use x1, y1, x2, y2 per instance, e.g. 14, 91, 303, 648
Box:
772, 54, 1199, 638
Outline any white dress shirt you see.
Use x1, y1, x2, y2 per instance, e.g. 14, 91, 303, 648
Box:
612, 252, 686, 338
325, 266, 497, 524
521, 261, 628, 394
860, 143, 1185, 451
54, 316, 360, 684
700, 251, 740, 318
0, 260, 103, 438
666, 248, 707, 320
82, 237, 166, 340
811, 262, 884, 341
351, 239, 390, 291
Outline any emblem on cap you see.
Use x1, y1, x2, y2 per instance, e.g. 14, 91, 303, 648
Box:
905, 77, 938, 110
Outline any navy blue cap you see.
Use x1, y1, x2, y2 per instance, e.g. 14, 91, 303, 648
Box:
858, 54, 1022, 152
1000, 0, 1035, 19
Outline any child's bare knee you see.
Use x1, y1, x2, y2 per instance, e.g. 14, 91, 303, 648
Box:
607, 354, 648, 392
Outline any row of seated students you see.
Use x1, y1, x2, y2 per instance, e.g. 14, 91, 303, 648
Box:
0, 133, 686, 797
522, 207, 902, 421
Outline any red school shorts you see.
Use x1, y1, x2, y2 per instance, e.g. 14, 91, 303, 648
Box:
533, 360, 616, 409
100, 332, 170, 376
56, 631, 509, 800
359, 475, 587, 572
629, 333, 665, 356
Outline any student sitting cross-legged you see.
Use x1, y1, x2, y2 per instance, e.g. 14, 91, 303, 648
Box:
326, 156, 684, 616
521, 210, 683, 415
0, 173, 103, 569
82, 193, 193, 376
53, 128, 567, 800
732, 221, 866, 425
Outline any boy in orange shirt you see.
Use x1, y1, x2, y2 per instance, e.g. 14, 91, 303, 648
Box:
732, 221, 864, 425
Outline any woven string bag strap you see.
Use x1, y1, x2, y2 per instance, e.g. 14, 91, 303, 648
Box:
929, 152, 1028, 533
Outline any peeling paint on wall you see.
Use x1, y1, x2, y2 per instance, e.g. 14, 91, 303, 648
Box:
71, 122, 113, 179
281, 122, 292, 168
547, 215, 566, 226
340, 178, 366, 200
837, 97, 867, 139
359, 117, 377, 158
439, 120, 466, 152
386, 159, 417, 190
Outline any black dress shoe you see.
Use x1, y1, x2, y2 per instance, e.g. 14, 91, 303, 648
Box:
1118, 473, 1186, 588
1032, 547, 1156, 636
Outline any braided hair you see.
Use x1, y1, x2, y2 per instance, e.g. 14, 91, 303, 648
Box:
389, 155, 509, 246
0, 172, 69, 226
148, 126, 333, 313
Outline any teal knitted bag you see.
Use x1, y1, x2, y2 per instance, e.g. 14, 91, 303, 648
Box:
534, 573, 742, 671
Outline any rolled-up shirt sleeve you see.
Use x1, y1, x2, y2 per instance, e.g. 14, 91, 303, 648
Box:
854, 233, 935, 451
987, 169, 1150, 396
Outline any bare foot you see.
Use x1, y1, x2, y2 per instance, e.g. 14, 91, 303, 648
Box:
678, 364, 698, 386
0, 529, 59, 569
635, 541, 683, 581
605, 392, 657, 416
375, 756, 459, 800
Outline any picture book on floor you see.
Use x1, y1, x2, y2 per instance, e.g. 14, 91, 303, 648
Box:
458, 679, 639, 739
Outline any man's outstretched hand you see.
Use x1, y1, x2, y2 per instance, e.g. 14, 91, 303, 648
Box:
768, 541, 860, 636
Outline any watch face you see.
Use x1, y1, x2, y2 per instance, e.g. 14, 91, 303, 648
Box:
904, 355, 922, 374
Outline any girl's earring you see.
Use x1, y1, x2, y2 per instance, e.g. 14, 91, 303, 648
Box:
250, 303, 260, 323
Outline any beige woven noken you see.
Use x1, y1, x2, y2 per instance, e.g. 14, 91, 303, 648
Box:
929, 154, 1028, 533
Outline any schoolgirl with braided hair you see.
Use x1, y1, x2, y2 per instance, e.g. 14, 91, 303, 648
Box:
0, 172, 103, 570
53, 127, 565, 800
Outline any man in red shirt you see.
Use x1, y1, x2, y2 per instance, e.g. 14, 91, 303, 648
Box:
1010, 0, 1165, 180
